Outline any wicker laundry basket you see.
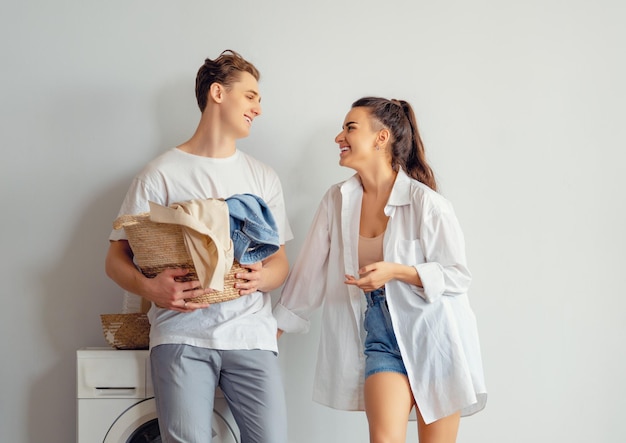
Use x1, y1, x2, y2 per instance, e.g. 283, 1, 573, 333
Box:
100, 313, 150, 350
113, 213, 244, 304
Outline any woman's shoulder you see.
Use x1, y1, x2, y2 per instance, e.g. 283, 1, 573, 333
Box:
406, 177, 455, 215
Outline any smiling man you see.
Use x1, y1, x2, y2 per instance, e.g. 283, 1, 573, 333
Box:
105, 50, 292, 443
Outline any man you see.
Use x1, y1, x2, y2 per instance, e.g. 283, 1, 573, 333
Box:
105, 50, 291, 443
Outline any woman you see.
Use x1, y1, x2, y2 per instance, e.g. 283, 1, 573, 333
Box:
274, 97, 487, 442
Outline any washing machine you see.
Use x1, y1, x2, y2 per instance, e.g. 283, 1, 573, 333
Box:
77, 348, 240, 443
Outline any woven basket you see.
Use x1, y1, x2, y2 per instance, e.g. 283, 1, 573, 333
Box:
113, 213, 243, 304
101, 313, 150, 350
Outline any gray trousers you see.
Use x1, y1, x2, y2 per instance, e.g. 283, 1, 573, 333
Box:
150, 344, 287, 443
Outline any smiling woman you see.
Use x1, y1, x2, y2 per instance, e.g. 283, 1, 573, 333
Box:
275, 96, 487, 443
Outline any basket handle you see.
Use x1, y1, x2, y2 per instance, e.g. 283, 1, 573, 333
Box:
112, 213, 149, 230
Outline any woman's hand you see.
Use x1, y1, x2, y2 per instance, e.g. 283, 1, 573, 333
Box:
344, 261, 396, 292
345, 261, 421, 292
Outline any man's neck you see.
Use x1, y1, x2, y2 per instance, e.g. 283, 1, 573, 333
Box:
177, 114, 237, 158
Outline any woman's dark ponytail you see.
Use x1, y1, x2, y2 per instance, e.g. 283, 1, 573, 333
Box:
397, 100, 436, 191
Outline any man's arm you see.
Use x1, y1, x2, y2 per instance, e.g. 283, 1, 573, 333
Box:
105, 240, 210, 311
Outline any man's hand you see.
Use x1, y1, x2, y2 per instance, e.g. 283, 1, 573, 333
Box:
234, 262, 263, 295
146, 268, 211, 312
232, 246, 289, 295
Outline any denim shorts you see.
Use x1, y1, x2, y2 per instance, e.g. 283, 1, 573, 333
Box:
363, 288, 408, 378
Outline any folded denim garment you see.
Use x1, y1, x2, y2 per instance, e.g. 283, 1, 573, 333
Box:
225, 194, 280, 264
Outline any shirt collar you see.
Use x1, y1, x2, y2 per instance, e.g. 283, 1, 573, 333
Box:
338, 169, 413, 216
386, 168, 412, 211
338, 173, 363, 194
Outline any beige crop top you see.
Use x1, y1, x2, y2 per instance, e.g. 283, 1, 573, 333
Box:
358, 233, 384, 269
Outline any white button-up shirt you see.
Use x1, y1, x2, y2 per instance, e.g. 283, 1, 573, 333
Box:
274, 169, 487, 424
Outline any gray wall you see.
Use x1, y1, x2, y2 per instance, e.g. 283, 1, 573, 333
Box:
2, 1, 625, 442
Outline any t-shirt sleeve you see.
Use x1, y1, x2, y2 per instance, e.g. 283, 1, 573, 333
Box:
108, 176, 165, 241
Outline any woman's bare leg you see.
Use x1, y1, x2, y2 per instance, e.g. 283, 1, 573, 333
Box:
364, 372, 414, 443
416, 408, 460, 443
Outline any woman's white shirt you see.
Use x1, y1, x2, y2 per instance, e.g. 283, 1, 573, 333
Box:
274, 169, 487, 424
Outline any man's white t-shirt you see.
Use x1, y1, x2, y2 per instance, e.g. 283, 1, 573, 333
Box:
109, 147, 293, 352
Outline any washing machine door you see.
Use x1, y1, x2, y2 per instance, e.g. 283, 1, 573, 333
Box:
104, 397, 238, 443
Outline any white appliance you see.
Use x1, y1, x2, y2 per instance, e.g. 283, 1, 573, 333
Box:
77, 348, 240, 443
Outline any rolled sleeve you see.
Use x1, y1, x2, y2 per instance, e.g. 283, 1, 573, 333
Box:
273, 303, 311, 333
415, 197, 472, 303
415, 262, 446, 303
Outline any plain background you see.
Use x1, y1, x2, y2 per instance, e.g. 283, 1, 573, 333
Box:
1, 1, 625, 442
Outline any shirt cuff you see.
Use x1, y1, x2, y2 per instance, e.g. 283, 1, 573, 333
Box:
414, 262, 445, 303
273, 303, 310, 333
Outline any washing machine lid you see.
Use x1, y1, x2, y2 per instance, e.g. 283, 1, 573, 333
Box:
77, 349, 148, 399
103, 398, 239, 443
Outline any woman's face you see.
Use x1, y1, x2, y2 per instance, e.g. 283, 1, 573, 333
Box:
335, 107, 379, 170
